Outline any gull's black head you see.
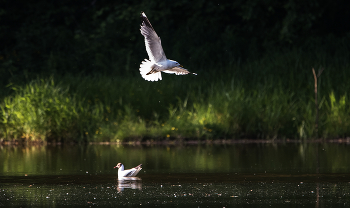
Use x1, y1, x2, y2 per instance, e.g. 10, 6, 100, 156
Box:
114, 163, 123, 169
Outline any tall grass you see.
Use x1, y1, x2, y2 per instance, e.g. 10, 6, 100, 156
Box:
0, 79, 104, 142
0, 48, 349, 142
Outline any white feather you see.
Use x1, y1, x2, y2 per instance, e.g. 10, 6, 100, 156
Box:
139, 59, 162, 81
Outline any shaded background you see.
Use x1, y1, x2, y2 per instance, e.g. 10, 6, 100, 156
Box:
1, 0, 349, 81
1, 0, 350, 142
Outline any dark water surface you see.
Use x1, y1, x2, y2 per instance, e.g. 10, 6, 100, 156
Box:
1, 143, 350, 207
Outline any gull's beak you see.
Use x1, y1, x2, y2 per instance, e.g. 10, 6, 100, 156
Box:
180, 65, 183, 68
114, 166, 118, 169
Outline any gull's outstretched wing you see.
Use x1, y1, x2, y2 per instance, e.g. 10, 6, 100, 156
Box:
163, 67, 197, 75
140, 12, 167, 63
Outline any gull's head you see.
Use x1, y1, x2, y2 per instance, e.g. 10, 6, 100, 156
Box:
114, 163, 123, 169
175, 62, 182, 67
169, 59, 183, 68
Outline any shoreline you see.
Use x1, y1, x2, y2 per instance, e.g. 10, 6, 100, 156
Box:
1, 138, 350, 146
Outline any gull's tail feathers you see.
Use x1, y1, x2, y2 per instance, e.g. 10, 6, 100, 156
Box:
139, 59, 162, 82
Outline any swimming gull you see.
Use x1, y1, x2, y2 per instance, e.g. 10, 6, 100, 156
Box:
114, 163, 142, 180
139, 12, 196, 81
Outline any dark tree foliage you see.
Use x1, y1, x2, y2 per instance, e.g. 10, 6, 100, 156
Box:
0, 0, 349, 80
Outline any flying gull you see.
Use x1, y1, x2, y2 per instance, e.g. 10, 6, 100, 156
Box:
139, 12, 196, 81
114, 163, 143, 180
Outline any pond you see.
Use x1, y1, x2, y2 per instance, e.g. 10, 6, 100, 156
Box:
1, 143, 350, 207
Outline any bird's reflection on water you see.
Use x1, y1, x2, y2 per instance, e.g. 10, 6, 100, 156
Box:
117, 177, 142, 192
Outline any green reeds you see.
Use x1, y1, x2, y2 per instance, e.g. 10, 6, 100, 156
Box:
1, 48, 349, 142
0, 79, 103, 142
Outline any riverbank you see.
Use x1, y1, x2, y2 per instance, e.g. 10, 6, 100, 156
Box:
1, 48, 349, 142
2, 137, 350, 147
